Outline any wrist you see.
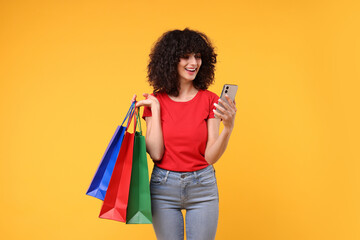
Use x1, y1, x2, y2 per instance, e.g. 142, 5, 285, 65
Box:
222, 126, 233, 135
151, 103, 161, 115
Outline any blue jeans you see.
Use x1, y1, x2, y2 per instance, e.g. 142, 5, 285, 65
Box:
150, 165, 219, 240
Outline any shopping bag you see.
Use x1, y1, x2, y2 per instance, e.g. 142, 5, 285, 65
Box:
86, 102, 135, 200
99, 106, 138, 222
126, 109, 152, 224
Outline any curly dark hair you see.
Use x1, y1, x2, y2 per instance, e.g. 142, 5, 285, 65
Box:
147, 28, 217, 96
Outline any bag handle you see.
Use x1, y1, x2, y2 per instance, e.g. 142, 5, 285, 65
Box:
132, 107, 138, 133
121, 102, 135, 127
135, 107, 142, 134
126, 102, 138, 133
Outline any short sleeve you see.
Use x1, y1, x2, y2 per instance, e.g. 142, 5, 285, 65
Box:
142, 106, 152, 120
208, 91, 219, 119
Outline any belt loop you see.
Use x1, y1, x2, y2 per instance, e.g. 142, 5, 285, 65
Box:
194, 170, 200, 184
194, 171, 198, 179
164, 170, 169, 182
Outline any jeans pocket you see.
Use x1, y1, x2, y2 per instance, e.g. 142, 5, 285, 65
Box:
199, 169, 216, 186
150, 169, 166, 185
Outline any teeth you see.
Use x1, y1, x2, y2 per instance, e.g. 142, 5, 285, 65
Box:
186, 68, 196, 72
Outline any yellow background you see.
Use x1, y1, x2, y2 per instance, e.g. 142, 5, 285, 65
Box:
1, 0, 359, 239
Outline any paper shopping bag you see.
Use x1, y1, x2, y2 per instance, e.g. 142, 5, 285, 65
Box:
126, 110, 152, 224
99, 107, 138, 222
86, 103, 135, 200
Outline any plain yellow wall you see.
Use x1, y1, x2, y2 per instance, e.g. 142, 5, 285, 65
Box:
1, 0, 359, 239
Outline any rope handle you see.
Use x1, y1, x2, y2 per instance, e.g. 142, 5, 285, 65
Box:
135, 107, 142, 134
121, 102, 135, 127
126, 103, 138, 133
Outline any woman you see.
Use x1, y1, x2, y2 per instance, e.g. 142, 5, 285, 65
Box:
132, 28, 236, 240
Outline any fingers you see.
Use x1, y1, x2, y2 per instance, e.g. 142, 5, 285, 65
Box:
135, 100, 145, 107
213, 109, 223, 119
132, 93, 159, 108
135, 93, 154, 107
213, 108, 230, 121
221, 95, 237, 112
218, 99, 234, 114
132, 93, 147, 107
131, 94, 137, 103
213, 107, 232, 121
214, 95, 237, 124
224, 95, 236, 108
214, 102, 226, 114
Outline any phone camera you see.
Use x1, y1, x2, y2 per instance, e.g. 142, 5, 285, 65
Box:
225, 90, 228, 93
226, 86, 229, 89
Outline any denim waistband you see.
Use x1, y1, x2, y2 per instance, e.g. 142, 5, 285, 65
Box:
154, 164, 213, 174
153, 164, 214, 181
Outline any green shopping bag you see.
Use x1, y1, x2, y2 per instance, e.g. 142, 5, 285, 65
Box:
126, 108, 152, 224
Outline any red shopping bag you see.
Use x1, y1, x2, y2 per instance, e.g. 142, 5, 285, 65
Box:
99, 107, 138, 222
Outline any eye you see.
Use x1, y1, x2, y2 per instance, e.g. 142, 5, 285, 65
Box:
180, 54, 190, 59
195, 53, 201, 59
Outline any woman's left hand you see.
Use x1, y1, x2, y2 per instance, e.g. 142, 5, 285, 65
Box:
213, 95, 237, 130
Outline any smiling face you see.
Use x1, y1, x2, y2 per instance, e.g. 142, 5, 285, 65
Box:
177, 52, 202, 83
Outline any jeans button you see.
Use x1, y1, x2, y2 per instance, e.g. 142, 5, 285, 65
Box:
181, 174, 186, 179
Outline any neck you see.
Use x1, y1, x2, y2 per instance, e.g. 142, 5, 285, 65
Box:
178, 82, 197, 97
168, 82, 198, 101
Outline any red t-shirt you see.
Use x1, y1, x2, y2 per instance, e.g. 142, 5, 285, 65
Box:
142, 89, 219, 172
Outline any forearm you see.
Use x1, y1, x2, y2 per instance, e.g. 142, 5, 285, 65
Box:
145, 106, 164, 161
204, 127, 233, 165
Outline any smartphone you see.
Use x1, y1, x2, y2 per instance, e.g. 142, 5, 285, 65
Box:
215, 84, 238, 116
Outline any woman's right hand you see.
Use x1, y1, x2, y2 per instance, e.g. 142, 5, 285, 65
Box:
131, 93, 164, 161
134, 93, 160, 110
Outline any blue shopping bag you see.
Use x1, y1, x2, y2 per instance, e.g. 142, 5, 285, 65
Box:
86, 102, 135, 200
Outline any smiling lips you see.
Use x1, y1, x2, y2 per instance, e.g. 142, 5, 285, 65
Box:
185, 68, 197, 74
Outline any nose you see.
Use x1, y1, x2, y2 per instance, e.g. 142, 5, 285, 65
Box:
188, 55, 197, 65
